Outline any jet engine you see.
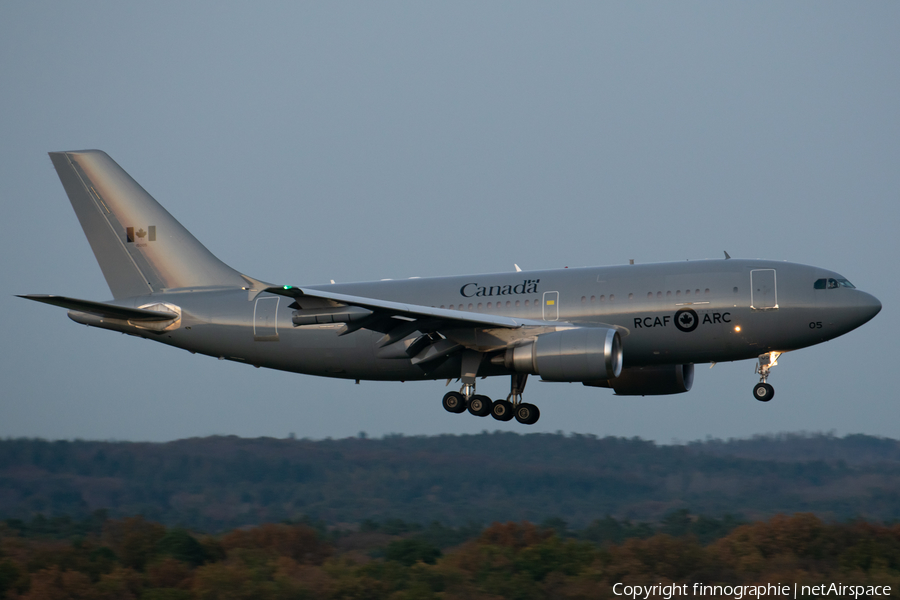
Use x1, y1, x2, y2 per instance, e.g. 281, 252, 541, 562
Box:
584, 364, 694, 395
503, 327, 623, 382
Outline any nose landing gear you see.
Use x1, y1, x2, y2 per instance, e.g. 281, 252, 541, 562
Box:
753, 352, 781, 402
753, 382, 774, 402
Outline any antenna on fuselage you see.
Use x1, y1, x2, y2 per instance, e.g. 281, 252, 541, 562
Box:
724, 251, 731, 259
514, 264, 522, 272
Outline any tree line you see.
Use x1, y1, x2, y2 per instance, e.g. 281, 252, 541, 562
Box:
0, 512, 898, 599
2, 432, 899, 531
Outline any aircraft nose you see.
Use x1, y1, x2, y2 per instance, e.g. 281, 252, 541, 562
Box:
829, 290, 881, 336
857, 291, 882, 323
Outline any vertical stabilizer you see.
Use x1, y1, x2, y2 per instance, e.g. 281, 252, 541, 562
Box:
49, 150, 246, 299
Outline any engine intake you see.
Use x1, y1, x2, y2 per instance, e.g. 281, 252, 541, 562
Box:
504, 327, 622, 382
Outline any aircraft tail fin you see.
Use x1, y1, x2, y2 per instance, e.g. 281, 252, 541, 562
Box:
49, 150, 246, 299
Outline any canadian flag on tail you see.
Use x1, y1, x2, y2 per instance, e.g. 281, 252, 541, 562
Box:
125, 226, 156, 243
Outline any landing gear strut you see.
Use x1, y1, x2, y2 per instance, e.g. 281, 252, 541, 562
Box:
753, 352, 781, 402
505, 373, 539, 424
491, 373, 527, 422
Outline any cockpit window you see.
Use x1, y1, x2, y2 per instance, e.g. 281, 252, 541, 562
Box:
814, 278, 856, 290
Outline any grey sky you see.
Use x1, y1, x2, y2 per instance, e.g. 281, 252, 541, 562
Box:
2, 2, 898, 443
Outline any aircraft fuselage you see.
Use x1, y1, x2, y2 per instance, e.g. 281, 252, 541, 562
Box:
68, 258, 880, 383
25, 150, 882, 423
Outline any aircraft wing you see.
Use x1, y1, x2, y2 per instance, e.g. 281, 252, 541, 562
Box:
265, 286, 535, 329
263, 285, 567, 361
17, 295, 178, 321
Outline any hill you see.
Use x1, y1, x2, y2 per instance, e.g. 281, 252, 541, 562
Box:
1, 432, 899, 532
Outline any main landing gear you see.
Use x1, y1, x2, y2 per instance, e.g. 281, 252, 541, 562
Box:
442, 373, 540, 425
752, 351, 782, 402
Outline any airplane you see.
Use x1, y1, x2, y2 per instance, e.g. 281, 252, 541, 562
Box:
20, 150, 882, 425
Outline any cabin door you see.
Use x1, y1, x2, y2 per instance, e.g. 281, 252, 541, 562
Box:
542, 291, 559, 321
253, 297, 280, 341
750, 269, 778, 310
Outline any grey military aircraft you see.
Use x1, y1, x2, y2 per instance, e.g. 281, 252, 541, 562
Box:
21, 150, 882, 425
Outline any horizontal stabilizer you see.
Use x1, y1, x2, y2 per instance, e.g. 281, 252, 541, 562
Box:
17, 295, 178, 321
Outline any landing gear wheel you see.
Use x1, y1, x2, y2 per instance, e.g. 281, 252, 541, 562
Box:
442, 391, 467, 413
491, 399, 514, 422
514, 403, 540, 425
753, 383, 774, 402
467, 395, 493, 417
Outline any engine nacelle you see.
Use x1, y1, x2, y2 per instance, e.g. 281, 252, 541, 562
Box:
584, 364, 694, 395
504, 327, 623, 382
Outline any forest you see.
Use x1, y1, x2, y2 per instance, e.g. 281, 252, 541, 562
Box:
0, 512, 898, 599
2, 433, 900, 597
1, 432, 899, 532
